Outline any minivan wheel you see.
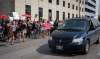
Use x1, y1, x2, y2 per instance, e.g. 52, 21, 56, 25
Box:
81, 41, 90, 54
95, 37, 100, 44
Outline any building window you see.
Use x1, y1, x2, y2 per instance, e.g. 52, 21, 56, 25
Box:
25, 5, 31, 18
76, 0, 78, 2
72, 4, 74, 9
76, 6, 78, 10
48, 0, 52, 3
91, 0, 96, 3
68, 13, 70, 18
63, 1, 65, 7
85, 2, 96, 8
82, 1, 84, 4
79, 7, 81, 12
56, 0, 59, 5
56, 11, 59, 20
48, 9, 52, 21
76, 14, 78, 18
63, 12, 65, 20
85, 8, 95, 14
82, 8, 84, 12
72, 14, 74, 18
68, 3, 70, 8
38, 7, 43, 21
80, 0, 81, 4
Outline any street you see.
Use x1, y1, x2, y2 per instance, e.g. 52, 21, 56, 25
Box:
0, 38, 100, 59
0, 0, 99, 59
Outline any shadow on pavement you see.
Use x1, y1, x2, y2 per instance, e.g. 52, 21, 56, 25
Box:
36, 43, 84, 57
0, 44, 6, 46
0, 41, 7, 47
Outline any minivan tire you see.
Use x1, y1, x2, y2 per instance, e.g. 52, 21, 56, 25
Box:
81, 40, 90, 54
95, 37, 100, 44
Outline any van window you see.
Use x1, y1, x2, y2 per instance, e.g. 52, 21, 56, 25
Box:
89, 21, 95, 31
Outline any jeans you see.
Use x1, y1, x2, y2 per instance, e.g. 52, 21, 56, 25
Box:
30, 31, 37, 39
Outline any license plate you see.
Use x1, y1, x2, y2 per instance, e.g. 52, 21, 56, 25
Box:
56, 46, 63, 50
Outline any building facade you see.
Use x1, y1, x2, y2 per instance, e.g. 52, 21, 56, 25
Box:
0, 0, 98, 21
15, 0, 85, 21
85, 0, 98, 18
0, 0, 85, 21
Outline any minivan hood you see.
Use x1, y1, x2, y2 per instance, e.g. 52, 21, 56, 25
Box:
52, 30, 85, 39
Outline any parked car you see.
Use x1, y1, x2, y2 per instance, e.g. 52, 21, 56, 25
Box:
48, 18, 100, 54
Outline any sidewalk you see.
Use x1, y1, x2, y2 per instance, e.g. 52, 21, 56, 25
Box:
0, 37, 48, 56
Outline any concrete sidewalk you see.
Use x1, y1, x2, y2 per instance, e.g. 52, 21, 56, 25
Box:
0, 38, 48, 57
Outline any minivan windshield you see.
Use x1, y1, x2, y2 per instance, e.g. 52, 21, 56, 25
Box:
58, 20, 86, 31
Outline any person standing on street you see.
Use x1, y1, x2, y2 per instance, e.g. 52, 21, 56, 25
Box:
43, 20, 52, 36
8, 21, 17, 45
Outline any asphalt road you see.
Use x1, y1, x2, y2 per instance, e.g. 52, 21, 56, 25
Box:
0, 38, 100, 59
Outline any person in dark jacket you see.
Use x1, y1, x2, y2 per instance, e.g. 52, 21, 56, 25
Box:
50, 19, 58, 33
30, 22, 37, 39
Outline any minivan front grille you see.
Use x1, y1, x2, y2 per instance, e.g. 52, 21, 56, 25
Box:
53, 37, 72, 45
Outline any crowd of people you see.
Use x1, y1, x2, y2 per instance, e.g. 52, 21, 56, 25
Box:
0, 17, 59, 45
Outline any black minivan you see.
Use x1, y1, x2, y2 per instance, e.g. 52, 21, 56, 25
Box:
48, 18, 100, 54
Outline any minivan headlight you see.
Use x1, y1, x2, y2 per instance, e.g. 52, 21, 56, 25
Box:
72, 38, 83, 44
